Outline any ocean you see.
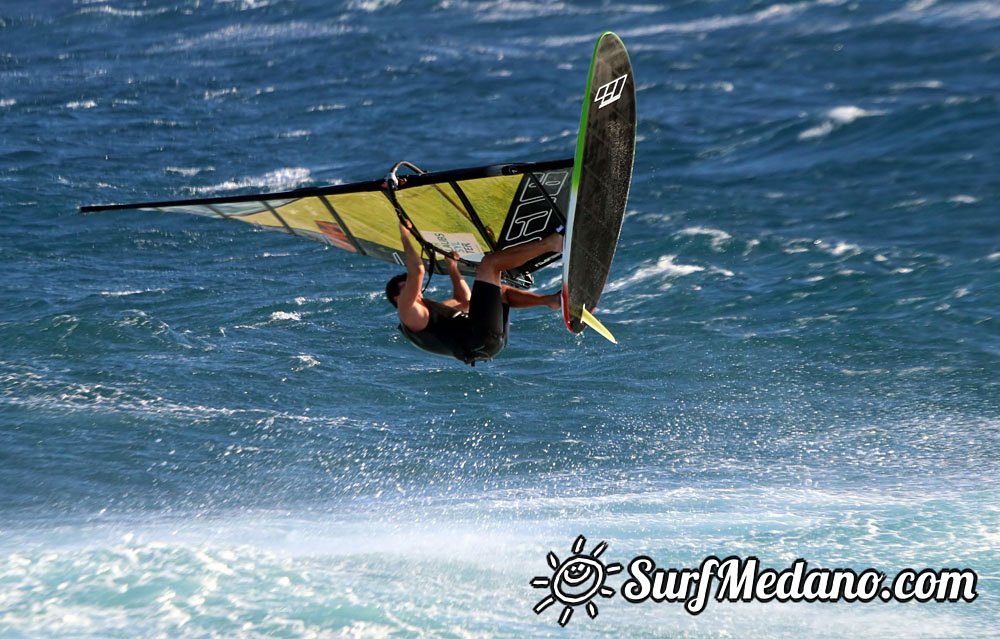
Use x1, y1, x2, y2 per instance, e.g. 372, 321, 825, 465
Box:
1, 0, 998, 636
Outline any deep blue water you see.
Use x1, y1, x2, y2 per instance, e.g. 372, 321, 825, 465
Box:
1, 0, 998, 636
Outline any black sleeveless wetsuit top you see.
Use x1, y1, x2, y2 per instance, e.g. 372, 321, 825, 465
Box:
398, 283, 510, 365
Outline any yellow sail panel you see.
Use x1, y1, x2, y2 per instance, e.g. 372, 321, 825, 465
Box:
454, 174, 522, 243
177, 201, 288, 231
396, 184, 488, 254
232, 209, 286, 229
324, 190, 401, 251
266, 197, 355, 251
269, 197, 332, 232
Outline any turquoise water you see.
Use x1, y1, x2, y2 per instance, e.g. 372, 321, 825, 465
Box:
1, 1, 998, 636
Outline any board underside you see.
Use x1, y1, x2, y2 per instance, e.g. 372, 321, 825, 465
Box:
563, 32, 636, 334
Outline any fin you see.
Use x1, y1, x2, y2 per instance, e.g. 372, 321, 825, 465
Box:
580, 305, 617, 344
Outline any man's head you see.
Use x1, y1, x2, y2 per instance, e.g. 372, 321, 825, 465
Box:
385, 272, 407, 307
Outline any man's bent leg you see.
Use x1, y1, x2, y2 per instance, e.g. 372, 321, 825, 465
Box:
501, 286, 560, 310
474, 233, 563, 286
466, 232, 563, 357
467, 280, 507, 348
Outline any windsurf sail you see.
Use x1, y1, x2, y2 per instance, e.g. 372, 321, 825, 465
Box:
82, 158, 573, 287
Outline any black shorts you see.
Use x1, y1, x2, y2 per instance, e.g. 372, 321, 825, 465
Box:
465, 280, 510, 360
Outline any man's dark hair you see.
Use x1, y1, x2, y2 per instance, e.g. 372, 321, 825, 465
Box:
385, 272, 407, 307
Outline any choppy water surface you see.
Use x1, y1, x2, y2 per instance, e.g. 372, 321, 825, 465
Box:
1, 1, 998, 636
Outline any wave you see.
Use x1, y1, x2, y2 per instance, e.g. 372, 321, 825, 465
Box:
876, 0, 1000, 26
65, 100, 97, 109
187, 168, 312, 195
799, 106, 886, 140
0, 483, 994, 637
150, 21, 359, 54
72, 4, 172, 19
677, 226, 733, 250
609, 254, 732, 292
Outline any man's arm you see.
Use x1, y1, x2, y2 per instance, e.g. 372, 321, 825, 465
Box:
442, 252, 471, 312
397, 221, 429, 331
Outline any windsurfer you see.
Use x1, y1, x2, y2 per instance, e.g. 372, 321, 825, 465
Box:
387, 220, 561, 364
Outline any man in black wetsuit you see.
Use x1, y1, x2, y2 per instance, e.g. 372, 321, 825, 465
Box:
386, 221, 562, 365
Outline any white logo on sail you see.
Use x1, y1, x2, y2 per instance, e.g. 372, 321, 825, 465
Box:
594, 74, 628, 109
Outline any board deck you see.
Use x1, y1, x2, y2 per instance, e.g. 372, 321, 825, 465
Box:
561, 32, 636, 336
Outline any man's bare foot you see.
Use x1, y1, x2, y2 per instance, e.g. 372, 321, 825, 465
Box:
546, 293, 561, 310
543, 231, 564, 253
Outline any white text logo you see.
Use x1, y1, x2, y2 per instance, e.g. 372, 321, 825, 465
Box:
594, 74, 628, 109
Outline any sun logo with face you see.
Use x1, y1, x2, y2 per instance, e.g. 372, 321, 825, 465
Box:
530, 535, 622, 626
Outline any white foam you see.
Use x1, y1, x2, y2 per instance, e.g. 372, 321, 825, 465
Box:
0, 98, 15, 107
828, 105, 883, 123
203, 87, 237, 100
0, 508, 981, 639
892, 198, 928, 208
165, 167, 214, 177
948, 194, 978, 204
100, 288, 165, 297
610, 255, 706, 291
890, 79, 943, 91
621, 1, 812, 37
306, 103, 346, 112
799, 106, 886, 139
348, 0, 401, 10
155, 22, 357, 54
677, 226, 732, 249
74, 4, 170, 18
799, 121, 834, 140
497, 135, 533, 145
829, 241, 861, 256
66, 100, 97, 109
538, 129, 573, 144
190, 168, 311, 195
294, 354, 320, 369
643, 255, 704, 277
878, 0, 1000, 25
293, 296, 332, 305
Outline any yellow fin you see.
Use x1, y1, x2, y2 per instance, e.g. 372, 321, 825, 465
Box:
580, 305, 617, 344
